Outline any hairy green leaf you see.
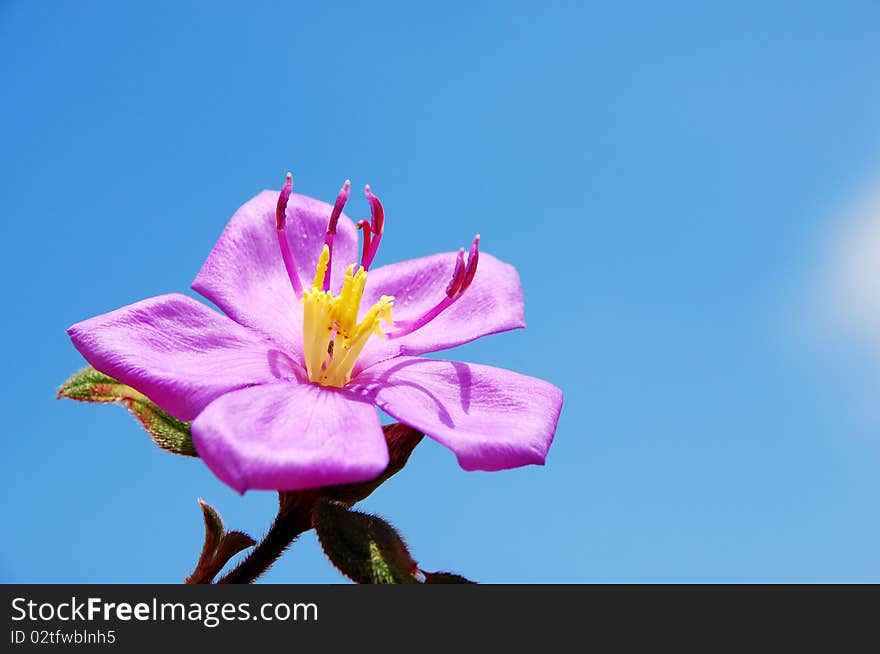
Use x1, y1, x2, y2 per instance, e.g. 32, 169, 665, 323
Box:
313, 500, 419, 584
58, 366, 196, 456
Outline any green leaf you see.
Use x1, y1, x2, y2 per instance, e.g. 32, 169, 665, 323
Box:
313, 500, 419, 584
58, 366, 196, 457
186, 499, 256, 584
324, 423, 424, 506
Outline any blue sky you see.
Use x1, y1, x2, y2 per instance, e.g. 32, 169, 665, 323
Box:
2, 1, 880, 582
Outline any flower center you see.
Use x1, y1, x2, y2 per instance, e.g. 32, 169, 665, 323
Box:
275, 172, 480, 387
302, 244, 393, 387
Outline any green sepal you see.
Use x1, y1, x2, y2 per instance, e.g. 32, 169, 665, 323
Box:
313, 500, 419, 584
185, 499, 256, 584
57, 366, 197, 457
324, 423, 424, 506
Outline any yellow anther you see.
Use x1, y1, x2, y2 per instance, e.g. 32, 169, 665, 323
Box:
312, 244, 330, 290
301, 252, 394, 387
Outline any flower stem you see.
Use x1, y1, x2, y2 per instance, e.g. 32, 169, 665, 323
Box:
217, 490, 321, 584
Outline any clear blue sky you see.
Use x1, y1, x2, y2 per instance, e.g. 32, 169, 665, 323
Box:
3, 1, 880, 582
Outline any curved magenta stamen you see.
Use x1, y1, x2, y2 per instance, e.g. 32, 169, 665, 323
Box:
275, 172, 293, 229
356, 219, 372, 270
445, 249, 466, 298
387, 236, 481, 339
386, 297, 455, 339
461, 234, 480, 292
275, 172, 303, 297
364, 184, 385, 235
362, 236, 381, 270
327, 179, 351, 237
323, 179, 351, 291
360, 185, 384, 270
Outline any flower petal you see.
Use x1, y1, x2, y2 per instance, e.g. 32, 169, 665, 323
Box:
191, 380, 389, 493
356, 252, 525, 369
351, 356, 562, 471
67, 293, 298, 421
192, 189, 360, 351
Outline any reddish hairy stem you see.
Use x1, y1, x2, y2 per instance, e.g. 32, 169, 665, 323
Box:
217, 490, 321, 584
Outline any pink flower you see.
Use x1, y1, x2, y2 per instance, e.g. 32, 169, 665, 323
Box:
68, 174, 563, 493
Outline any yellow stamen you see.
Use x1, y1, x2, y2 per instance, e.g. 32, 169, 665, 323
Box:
302, 244, 394, 387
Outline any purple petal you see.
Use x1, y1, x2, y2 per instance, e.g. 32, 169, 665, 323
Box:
191, 380, 389, 493
351, 356, 562, 471
355, 252, 525, 370
67, 293, 298, 421
192, 189, 360, 352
